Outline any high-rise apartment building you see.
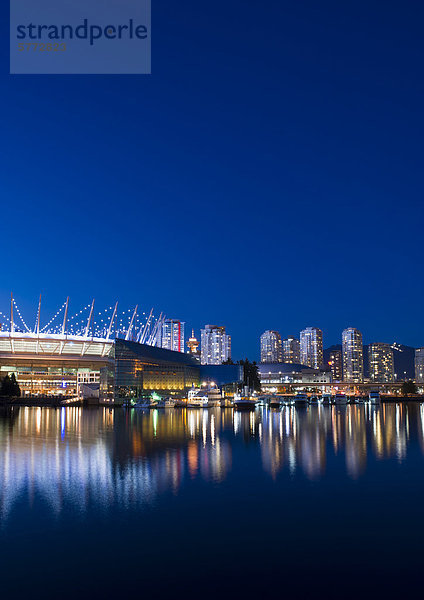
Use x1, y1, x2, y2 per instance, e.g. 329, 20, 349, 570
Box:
282, 336, 300, 363
300, 327, 323, 368
369, 343, 394, 383
342, 328, 364, 383
200, 325, 231, 365
415, 348, 424, 383
161, 319, 185, 353
328, 349, 343, 382
260, 330, 283, 363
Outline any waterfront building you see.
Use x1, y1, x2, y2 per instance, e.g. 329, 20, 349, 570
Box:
0, 296, 242, 402
258, 362, 331, 391
200, 325, 231, 365
260, 330, 282, 363
161, 319, 185, 353
328, 350, 343, 382
300, 327, 323, 368
115, 339, 200, 399
369, 343, 394, 383
342, 328, 364, 383
282, 336, 300, 364
415, 348, 424, 383
0, 297, 115, 398
187, 329, 200, 358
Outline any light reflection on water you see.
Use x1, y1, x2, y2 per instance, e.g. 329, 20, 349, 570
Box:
0, 403, 423, 521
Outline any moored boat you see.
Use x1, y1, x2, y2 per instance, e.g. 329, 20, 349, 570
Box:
269, 396, 281, 408
233, 394, 256, 410
368, 390, 381, 404
294, 392, 309, 405
133, 399, 151, 409
334, 393, 348, 405
321, 393, 332, 404
309, 395, 321, 404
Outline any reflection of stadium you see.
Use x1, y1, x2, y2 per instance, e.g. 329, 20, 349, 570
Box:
0, 406, 232, 521
0, 404, 422, 521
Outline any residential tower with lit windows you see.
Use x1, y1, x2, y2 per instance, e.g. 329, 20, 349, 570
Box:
260, 330, 283, 363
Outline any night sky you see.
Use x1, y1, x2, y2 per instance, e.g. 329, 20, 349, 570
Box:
1, 1, 423, 359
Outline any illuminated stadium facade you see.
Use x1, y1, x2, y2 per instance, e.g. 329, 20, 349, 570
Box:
0, 295, 167, 399
0, 295, 244, 401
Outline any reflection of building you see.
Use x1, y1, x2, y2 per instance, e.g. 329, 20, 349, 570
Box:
200, 325, 231, 365
260, 330, 282, 363
369, 343, 394, 383
300, 327, 323, 368
282, 336, 300, 364
328, 350, 342, 382
342, 328, 364, 383
161, 319, 185, 353
415, 348, 424, 383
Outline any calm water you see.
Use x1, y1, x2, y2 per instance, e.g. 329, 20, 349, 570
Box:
0, 404, 423, 599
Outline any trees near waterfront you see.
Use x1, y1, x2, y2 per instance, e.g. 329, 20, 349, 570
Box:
0, 373, 21, 397
401, 380, 417, 396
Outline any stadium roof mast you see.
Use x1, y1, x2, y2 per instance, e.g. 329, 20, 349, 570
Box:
10, 292, 15, 353
147, 312, 165, 346
36, 294, 41, 335
106, 302, 118, 341
35, 294, 42, 354
101, 301, 118, 357
138, 307, 154, 344
58, 297, 69, 355
125, 305, 138, 341
10, 292, 14, 334
84, 299, 95, 339
61, 297, 69, 336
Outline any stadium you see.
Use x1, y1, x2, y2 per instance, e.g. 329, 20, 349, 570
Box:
0, 295, 167, 400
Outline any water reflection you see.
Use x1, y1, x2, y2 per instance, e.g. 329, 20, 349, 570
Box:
0, 403, 423, 521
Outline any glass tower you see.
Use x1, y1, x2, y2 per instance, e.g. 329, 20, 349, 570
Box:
282, 336, 300, 364
415, 348, 424, 384
161, 319, 185, 353
342, 328, 364, 383
200, 325, 231, 365
260, 330, 283, 363
369, 343, 394, 383
300, 327, 323, 368
328, 349, 343, 382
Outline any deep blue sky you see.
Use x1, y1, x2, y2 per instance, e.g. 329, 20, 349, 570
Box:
1, 1, 423, 359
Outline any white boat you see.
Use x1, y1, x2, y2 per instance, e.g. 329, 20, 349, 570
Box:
368, 391, 381, 404
187, 387, 209, 408
294, 392, 309, 405
334, 393, 348, 405
164, 398, 176, 408
187, 397, 209, 408
233, 394, 256, 410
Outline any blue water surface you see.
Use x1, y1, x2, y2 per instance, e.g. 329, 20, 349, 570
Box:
0, 404, 422, 599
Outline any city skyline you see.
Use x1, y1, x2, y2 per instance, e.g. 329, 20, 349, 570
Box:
0, 294, 421, 364
1, 1, 424, 359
